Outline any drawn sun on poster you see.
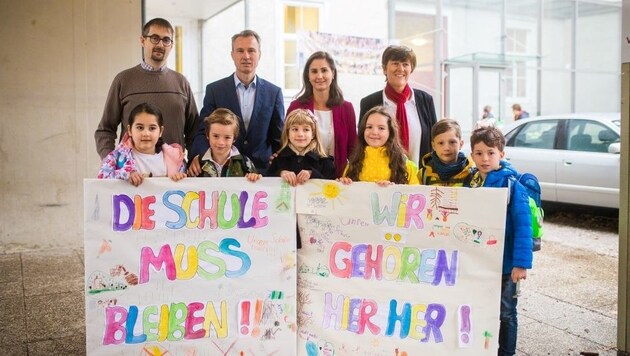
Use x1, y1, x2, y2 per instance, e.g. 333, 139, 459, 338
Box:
309, 181, 347, 208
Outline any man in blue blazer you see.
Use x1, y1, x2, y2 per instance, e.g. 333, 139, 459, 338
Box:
189, 30, 284, 175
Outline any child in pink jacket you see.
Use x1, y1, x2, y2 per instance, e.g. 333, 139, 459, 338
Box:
98, 103, 186, 186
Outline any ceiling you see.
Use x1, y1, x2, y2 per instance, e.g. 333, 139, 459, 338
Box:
145, 0, 242, 20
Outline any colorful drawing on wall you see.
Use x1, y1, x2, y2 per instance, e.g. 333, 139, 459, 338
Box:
298, 31, 389, 75
83, 178, 297, 355
295, 182, 508, 355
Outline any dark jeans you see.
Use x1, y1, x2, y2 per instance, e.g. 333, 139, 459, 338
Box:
499, 273, 518, 356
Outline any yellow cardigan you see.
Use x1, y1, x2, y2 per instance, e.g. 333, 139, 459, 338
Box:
343, 146, 419, 185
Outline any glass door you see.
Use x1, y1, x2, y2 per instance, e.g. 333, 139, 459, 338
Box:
478, 68, 504, 127
444, 63, 506, 138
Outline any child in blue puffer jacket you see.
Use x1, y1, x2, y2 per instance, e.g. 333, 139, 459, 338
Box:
468, 126, 533, 356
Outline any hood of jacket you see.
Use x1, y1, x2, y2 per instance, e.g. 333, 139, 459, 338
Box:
482, 160, 519, 187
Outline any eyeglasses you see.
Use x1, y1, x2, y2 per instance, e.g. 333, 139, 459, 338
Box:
143, 35, 173, 47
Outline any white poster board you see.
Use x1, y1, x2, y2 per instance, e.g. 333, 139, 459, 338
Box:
84, 178, 297, 356
295, 181, 507, 355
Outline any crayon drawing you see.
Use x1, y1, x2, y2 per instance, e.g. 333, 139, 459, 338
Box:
295, 181, 508, 355
84, 178, 297, 355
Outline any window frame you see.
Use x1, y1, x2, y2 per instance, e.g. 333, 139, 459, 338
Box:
505, 27, 531, 101
280, 1, 323, 97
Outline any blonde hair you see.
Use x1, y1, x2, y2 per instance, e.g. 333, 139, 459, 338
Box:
279, 109, 327, 156
204, 108, 240, 138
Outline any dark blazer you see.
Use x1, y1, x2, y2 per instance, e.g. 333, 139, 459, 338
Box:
359, 89, 437, 161
286, 99, 357, 178
190, 74, 285, 173
267, 147, 336, 181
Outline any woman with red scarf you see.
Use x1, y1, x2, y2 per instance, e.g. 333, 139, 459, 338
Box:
287, 51, 357, 178
359, 45, 437, 164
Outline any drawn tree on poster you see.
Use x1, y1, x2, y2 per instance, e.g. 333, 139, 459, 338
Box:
427, 187, 444, 221
429, 187, 444, 209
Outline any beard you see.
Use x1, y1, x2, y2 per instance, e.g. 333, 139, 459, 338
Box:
150, 49, 166, 63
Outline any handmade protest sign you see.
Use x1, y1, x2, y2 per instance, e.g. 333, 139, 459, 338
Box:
295, 181, 507, 355
84, 178, 297, 356
84, 179, 507, 355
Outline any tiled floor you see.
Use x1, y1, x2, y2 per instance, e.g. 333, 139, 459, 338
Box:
0, 249, 86, 355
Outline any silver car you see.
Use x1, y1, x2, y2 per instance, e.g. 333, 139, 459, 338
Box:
501, 113, 621, 209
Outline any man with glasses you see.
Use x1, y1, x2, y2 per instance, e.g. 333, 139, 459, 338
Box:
187, 30, 284, 175
95, 18, 198, 159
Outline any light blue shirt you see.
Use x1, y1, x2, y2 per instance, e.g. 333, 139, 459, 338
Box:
233, 74, 257, 130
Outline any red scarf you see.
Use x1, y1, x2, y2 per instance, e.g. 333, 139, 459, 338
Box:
384, 83, 411, 151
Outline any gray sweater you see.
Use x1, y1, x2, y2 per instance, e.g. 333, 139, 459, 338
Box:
94, 65, 198, 159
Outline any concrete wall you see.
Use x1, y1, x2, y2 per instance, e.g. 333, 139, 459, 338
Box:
200, 2, 245, 88
0, 0, 141, 251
